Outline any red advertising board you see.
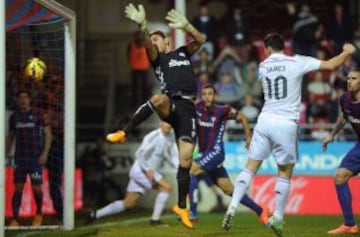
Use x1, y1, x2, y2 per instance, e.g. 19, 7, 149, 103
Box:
252, 176, 360, 214
5, 167, 83, 217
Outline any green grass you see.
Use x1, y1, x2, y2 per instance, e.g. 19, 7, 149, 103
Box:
5, 211, 358, 237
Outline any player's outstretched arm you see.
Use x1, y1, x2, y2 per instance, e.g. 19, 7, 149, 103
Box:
124, 3, 158, 61
166, 9, 205, 55
322, 113, 346, 151
320, 43, 356, 71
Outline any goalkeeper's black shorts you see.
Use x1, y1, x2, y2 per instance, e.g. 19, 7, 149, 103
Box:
162, 96, 197, 144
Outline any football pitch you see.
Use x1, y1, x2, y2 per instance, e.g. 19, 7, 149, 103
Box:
5, 212, 352, 237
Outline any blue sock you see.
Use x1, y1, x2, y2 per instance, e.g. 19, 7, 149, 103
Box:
336, 183, 355, 226
240, 194, 262, 216
189, 175, 198, 219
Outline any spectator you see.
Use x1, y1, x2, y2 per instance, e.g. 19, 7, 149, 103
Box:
326, 3, 354, 55
215, 72, 242, 107
191, 4, 219, 45
128, 31, 151, 106
307, 71, 334, 119
192, 48, 215, 81
213, 46, 242, 85
240, 94, 260, 123
241, 60, 263, 102
287, 2, 320, 56
222, 7, 251, 62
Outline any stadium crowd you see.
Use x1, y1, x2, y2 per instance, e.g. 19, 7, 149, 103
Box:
184, 2, 358, 141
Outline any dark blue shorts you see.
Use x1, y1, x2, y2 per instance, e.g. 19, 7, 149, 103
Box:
207, 166, 229, 184
197, 173, 215, 186
195, 145, 225, 172
14, 165, 43, 185
196, 166, 229, 185
339, 142, 360, 174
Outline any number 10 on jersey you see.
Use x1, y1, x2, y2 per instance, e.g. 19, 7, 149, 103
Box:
265, 76, 288, 100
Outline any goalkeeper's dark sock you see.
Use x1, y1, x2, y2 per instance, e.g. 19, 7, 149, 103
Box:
240, 194, 262, 216
34, 191, 43, 214
336, 183, 355, 226
123, 101, 155, 134
12, 191, 23, 219
177, 166, 190, 209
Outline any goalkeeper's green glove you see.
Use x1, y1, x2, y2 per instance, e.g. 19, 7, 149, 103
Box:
125, 3, 147, 30
166, 9, 192, 31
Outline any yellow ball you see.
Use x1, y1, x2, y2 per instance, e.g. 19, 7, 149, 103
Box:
23, 57, 47, 81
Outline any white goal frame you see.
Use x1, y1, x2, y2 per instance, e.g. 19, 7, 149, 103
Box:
0, 0, 76, 235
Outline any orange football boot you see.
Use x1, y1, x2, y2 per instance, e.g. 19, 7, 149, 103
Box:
172, 205, 193, 229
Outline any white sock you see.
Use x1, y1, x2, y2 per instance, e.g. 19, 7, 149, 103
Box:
273, 177, 290, 220
228, 169, 254, 214
151, 191, 169, 221
96, 200, 125, 219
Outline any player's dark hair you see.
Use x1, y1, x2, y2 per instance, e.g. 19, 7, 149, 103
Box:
149, 30, 167, 39
202, 84, 216, 94
264, 32, 284, 51
16, 90, 31, 98
350, 66, 360, 73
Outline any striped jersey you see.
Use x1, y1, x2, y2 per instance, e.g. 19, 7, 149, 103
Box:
340, 92, 360, 140
9, 108, 49, 162
134, 128, 178, 171
259, 53, 321, 120
196, 101, 238, 151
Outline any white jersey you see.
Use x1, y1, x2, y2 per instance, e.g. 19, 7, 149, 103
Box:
134, 129, 178, 171
259, 53, 321, 120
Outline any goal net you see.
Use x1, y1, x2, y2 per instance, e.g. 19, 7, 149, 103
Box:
3, 0, 76, 233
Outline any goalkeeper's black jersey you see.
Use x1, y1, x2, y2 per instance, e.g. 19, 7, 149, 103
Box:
151, 46, 197, 98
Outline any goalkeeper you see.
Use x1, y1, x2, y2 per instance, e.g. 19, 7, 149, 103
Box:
107, 4, 205, 229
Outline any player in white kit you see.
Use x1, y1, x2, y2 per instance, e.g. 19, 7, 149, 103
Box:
222, 32, 356, 237
88, 121, 178, 225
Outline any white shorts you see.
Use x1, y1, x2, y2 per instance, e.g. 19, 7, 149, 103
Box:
248, 113, 299, 165
126, 163, 163, 194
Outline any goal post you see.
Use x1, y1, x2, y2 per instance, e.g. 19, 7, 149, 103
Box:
35, 0, 77, 230
2, 0, 76, 235
1, 1, 6, 237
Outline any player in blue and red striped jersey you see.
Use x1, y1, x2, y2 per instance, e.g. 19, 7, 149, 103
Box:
6, 90, 52, 227
189, 84, 269, 224
323, 67, 360, 235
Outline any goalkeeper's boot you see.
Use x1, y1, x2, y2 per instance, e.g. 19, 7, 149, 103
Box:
106, 130, 126, 143
172, 205, 193, 229
9, 219, 19, 227
32, 214, 43, 226
267, 215, 284, 237
222, 206, 235, 231
327, 224, 359, 235
258, 206, 270, 225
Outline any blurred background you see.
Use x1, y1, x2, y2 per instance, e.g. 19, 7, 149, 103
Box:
50, 0, 360, 142
5, 0, 360, 222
